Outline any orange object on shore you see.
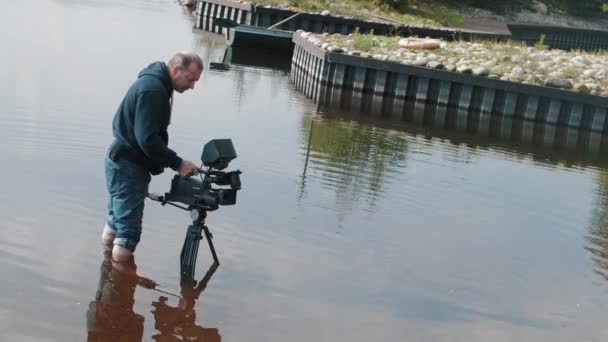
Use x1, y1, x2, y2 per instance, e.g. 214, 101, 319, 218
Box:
398, 38, 441, 50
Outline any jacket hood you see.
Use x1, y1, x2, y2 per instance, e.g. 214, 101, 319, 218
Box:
137, 61, 174, 95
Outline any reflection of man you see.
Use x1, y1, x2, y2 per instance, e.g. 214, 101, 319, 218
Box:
101, 52, 204, 262
151, 268, 221, 341
88, 248, 221, 341
86, 247, 157, 341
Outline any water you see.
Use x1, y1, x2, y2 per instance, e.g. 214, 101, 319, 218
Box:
2, 1, 608, 341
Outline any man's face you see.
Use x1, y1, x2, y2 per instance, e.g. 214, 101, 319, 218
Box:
171, 63, 202, 93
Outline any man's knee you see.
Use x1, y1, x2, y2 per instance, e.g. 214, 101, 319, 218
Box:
113, 235, 139, 251
101, 223, 116, 245
112, 245, 134, 262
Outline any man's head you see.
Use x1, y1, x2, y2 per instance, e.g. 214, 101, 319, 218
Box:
167, 52, 204, 93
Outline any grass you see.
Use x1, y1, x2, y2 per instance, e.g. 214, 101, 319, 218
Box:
562, 67, 582, 79
534, 33, 549, 50
252, 0, 465, 27
352, 28, 378, 50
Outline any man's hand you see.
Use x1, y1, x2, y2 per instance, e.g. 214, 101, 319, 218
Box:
178, 160, 199, 177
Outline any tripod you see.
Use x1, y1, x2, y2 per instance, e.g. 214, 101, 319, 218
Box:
181, 209, 219, 280
148, 193, 220, 281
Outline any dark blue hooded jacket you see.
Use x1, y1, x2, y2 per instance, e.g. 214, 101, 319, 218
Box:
111, 62, 182, 175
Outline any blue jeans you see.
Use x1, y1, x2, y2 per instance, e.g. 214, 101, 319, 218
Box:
104, 153, 151, 251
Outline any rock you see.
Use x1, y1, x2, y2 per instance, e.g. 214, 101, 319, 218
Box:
445, 64, 456, 72
472, 66, 489, 77
321, 43, 329, 50
574, 83, 591, 93
531, 0, 548, 14
572, 55, 588, 66
412, 58, 428, 66
548, 71, 562, 78
511, 66, 524, 78
457, 66, 473, 74
388, 55, 400, 62
360, 52, 370, 58
301, 32, 311, 39
373, 54, 387, 61
427, 61, 444, 69
349, 50, 362, 56
510, 55, 522, 63
544, 77, 573, 89
582, 69, 595, 77
327, 46, 343, 53
586, 83, 599, 91
321, 10, 330, 16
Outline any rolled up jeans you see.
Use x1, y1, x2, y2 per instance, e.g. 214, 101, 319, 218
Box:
104, 152, 151, 251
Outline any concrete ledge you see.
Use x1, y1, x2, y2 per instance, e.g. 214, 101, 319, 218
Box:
507, 23, 608, 51
194, 0, 510, 41
201, 0, 252, 11
292, 33, 608, 133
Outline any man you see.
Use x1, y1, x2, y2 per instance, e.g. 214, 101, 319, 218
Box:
102, 52, 203, 261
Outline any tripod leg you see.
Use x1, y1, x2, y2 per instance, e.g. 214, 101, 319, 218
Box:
203, 225, 220, 265
180, 223, 202, 280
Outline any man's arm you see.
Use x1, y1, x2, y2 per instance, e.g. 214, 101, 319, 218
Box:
134, 91, 183, 170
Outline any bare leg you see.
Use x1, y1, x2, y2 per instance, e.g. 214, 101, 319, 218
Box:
101, 224, 115, 245
112, 245, 133, 262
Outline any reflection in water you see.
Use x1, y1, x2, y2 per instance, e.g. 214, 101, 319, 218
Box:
222, 46, 292, 71
86, 248, 147, 341
314, 106, 608, 168
86, 248, 220, 341
152, 263, 220, 341
299, 113, 409, 217
587, 171, 608, 282
299, 106, 608, 220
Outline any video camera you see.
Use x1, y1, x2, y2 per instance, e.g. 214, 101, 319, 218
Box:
148, 139, 242, 276
154, 139, 242, 212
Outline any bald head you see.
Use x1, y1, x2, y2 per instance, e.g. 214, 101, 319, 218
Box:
167, 52, 204, 93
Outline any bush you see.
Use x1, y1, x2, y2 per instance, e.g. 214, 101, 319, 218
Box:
352, 28, 378, 51
372, 0, 409, 11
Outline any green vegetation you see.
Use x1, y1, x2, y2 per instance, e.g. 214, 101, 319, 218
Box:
253, 0, 607, 28
255, 0, 465, 27
299, 115, 409, 209
352, 28, 377, 50
534, 33, 549, 50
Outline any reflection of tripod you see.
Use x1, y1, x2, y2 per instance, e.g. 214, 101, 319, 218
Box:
152, 261, 221, 341
181, 208, 219, 280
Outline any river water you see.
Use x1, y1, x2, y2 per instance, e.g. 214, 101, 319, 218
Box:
2, 1, 608, 341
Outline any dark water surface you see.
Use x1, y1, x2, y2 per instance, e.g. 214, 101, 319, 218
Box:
2, 1, 608, 341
